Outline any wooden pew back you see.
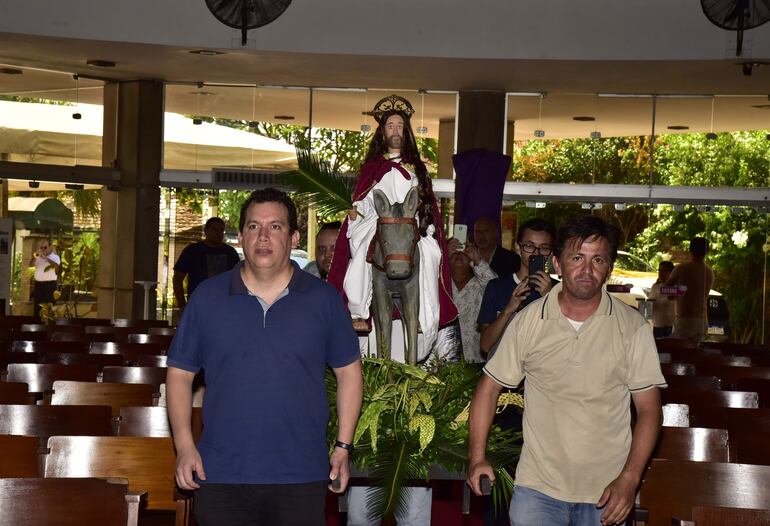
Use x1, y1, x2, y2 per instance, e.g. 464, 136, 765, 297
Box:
0, 382, 35, 404
0, 404, 113, 445
45, 435, 178, 510
639, 459, 770, 526
50, 381, 157, 417
6, 363, 99, 393
662, 388, 759, 409
652, 427, 729, 462
0, 434, 41, 477
117, 406, 203, 443
0, 477, 140, 526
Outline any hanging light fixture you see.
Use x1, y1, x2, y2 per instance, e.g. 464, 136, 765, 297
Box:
416, 89, 428, 135
534, 94, 545, 137
72, 75, 81, 120
706, 96, 717, 140
360, 90, 371, 133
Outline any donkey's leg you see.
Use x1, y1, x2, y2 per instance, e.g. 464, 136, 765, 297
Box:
371, 272, 393, 360
400, 273, 421, 366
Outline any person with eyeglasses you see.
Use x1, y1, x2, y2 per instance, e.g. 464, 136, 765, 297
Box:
28, 239, 61, 319
478, 218, 558, 358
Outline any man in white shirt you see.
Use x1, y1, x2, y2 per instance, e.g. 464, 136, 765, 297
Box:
29, 240, 60, 319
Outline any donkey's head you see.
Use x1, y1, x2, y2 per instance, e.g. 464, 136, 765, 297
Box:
372, 186, 420, 280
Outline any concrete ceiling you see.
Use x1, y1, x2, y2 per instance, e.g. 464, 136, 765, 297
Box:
2, 31, 770, 140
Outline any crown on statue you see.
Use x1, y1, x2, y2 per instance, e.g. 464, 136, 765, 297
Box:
365, 94, 415, 123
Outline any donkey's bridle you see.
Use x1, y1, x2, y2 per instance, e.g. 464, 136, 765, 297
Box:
367, 216, 420, 273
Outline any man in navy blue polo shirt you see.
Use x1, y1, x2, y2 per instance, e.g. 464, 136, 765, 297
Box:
167, 188, 363, 526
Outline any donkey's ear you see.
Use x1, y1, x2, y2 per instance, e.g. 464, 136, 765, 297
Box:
403, 186, 419, 217
372, 189, 392, 216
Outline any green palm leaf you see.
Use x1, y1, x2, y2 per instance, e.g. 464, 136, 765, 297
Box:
277, 148, 355, 217
364, 438, 426, 522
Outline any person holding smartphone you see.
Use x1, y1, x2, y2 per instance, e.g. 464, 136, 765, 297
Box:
28, 240, 61, 319
478, 218, 558, 357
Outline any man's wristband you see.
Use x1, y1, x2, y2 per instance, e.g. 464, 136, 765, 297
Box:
334, 440, 354, 454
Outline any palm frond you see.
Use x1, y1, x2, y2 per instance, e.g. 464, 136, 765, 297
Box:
277, 148, 355, 217
365, 438, 426, 522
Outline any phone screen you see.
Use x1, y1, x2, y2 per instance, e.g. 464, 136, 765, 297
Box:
528, 254, 546, 275
453, 224, 468, 248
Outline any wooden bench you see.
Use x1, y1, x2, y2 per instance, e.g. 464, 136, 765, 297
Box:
661, 388, 759, 409
102, 366, 169, 390
688, 407, 770, 465
0, 404, 113, 445
116, 406, 203, 442
664, 375, 721, 391
0, 350, 39, 370
50, 380, 157, 417
11, 340, 90, 354
41, 351, 125, 368
0, 382, 35, 404
90, 342, 165, 365
734, 378, 770, 408
637, 459, 770, 526
651, 427, 729, 462
0, 477, 144, 526
693, 366, 770, 390
136, 355, 167, 367
114, 319, 170, 329
0, 434, 42, 476
127, 333, 174, 348
6, 363, 99, 394
45, 435, 191, 525
674, 505, 770, 525
661, 363, 696, 376
51, 331, 117, 343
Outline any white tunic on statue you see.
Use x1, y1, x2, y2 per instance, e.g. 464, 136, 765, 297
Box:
343, 163, 442, 358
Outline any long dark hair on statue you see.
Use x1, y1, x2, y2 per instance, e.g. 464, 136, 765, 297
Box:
365, 110, 436, 237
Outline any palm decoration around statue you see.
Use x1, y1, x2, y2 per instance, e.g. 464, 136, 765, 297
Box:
277, 148, 356, 218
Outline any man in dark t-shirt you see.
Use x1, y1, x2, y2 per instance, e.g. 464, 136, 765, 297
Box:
173, 217, 240, 311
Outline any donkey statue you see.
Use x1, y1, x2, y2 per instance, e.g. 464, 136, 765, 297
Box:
368, 186, 421, 365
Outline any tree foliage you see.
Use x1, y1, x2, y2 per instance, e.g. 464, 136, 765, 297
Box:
512, 131, 770, 343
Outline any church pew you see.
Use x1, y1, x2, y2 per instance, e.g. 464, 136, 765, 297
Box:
116, 406, 203, 442
90, 342, 165, 365
148, 327, 176, 337
664, 375, 721, 391
0, 382, 35, 404
651, 427, 729, 462
0, 434, 42, 477
55, 317, 113, 326
0, 477, 143, 526
0, 350, 39, 370
41, 351, 125, 368
682, 504, 770, 525
11, 340, 89, 354
637, 460, 770, 526
51, 331, 117, 343
114, 319, 170, 329
102, 366, 168, 390
45, 435, 191, 524
734, 378, 770, 408
688, 407, 770, 465
0, 404, 113, 445
693, 366, 770, 390
126, 333, 174, 349
661, 388, 758, 409
674, 354, 752, 368
6, 363, 99, 394
136, 355, 167, 368
661, 363, 696, 376
49, 380, 157, 417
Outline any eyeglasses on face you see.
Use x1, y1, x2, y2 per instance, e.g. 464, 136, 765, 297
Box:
518, 242, 552, 255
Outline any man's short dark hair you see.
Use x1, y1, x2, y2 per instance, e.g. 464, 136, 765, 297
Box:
517, 218, 557, 244
659, 260, 674, 272
204, 217, 225, 231
318, 221, 341, 236
238, 188, 298, 233
689, 237, 708, 258
554, 216, 622, 262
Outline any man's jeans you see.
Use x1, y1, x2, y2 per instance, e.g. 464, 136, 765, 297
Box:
509, 486, 604, 526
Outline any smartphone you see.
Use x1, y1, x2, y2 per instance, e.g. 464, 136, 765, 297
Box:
453, 224, 468, 250
529, 254, 546, 275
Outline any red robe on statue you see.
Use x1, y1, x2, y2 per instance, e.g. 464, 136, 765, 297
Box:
327, 157, 458, 328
